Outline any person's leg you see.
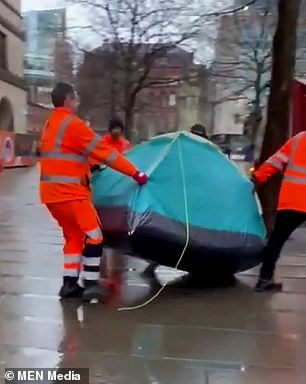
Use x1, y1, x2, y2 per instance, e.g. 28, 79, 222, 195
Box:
61, 220, 85, 296
255, 210, 306, 292
46, 202, 84, 298
62, 222, 84, 278
72, 200, 108, 302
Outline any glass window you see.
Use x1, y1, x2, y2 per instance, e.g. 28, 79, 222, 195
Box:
169, 94, 176, 106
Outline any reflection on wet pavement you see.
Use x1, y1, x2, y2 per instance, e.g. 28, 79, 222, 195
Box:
1, 168, 306, 383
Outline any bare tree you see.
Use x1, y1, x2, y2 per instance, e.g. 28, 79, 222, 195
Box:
71, 0, 204, 139
70, 0, 261, 139
211, 4, 276, 143
54, 38, 74, 83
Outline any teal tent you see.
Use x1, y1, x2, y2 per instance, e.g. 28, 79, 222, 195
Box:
91, 132, 265, 278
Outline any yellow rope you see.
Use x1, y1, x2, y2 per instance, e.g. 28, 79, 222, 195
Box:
118, 138, 190, 311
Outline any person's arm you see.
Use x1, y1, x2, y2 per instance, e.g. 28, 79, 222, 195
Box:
73, 119, 147, 183
252, 136, 295, 183
124, 140, 131, 151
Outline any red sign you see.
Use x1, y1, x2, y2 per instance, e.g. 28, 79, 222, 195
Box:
0, 131, 36, 169
0, 131, 15, 167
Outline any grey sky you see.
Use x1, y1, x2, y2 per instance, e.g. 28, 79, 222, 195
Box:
22, 0, 62, 12
21, 0, 235, 63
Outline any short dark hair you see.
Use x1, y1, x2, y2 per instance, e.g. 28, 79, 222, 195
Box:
190, 124, 208, 139
108, 117, 124, 132
51, 82, 75, 107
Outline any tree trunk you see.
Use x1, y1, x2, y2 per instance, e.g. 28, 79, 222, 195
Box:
258, 0, 301, 234
124, 108, 135, 141
248, 107, 262, 145
250, 66, 264, 144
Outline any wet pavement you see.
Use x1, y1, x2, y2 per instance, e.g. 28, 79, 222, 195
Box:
1, 167, 306, 383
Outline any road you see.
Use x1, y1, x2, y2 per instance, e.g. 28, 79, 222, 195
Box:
0, 167, 306, 383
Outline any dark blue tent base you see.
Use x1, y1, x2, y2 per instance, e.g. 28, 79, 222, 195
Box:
96, 207, 263, 277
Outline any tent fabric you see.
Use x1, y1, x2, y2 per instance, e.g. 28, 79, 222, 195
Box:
91, 132, 266, 276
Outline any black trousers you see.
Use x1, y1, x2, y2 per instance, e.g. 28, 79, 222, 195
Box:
260, 210, 306, 280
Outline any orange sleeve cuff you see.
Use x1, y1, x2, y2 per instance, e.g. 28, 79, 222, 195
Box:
253, 163, 279, 183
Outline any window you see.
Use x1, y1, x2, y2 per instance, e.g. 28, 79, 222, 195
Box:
158, 57, 168, 66
169, 94, 176, 106
186, 96, 195, 108
168, 114, 177, 130
0, 31, 7, 69
161, 93, 168, 107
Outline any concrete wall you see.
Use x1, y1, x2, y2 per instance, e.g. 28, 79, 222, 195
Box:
0, 80, 26, 133
177, 75, 212, 133
0, 1, 22, 31
0, 0, 24, 77
26, 102, 50, 135
9, 0, 20, 11
213, 99, 246, 135
0, 0, 27, 133
0, 24, 24, 77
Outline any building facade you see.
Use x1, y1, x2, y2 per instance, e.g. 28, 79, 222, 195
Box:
23, 8, 72, 108
213, 0, 306, 136
177, 65, 213, 134
0, 0, 27, 133
26, 101, 50, 138
212, 2, 276, 136
76, 44, 211, 141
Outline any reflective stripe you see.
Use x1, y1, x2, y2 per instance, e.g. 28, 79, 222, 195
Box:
63, 269, 80, 277
64, 255, 82, 264
54, 116, 74, 151
40, 115, 90, 183
266, 151, 289, 170
83, 134, 102, 156
105, 151, 118, 165
274, 152, 288, 163
283, 175, 306, 184
83, 270, 100, 281
285, 133, 306, 177
86, 228, 102, 240
289, 132, 304, 162
40, 152, 86, 163
40, 175, 82, 184
286, 163, 306, 173
266, 158, 283, 170
82, 256, 100, 267
77, 270, 84, 288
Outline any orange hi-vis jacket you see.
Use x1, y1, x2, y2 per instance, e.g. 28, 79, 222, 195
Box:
39, 107, 137, 204
101, 133, 131, 154
253, 132, 306, 212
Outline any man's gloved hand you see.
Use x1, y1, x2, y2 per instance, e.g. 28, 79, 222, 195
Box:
133, 171, 148, 185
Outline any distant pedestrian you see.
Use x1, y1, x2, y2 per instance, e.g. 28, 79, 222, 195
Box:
102, 118, 131, 154
190, 124, 208, 139
252, 132, 306, 292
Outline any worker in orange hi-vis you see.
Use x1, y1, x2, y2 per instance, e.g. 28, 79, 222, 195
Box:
39, 82, 148, 302
252, 132, 306, 293
102, 118, 131, 154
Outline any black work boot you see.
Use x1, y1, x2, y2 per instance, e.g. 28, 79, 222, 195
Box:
254, 278, 282, 293
59, 276, 84, 299
82, 280, 109, 303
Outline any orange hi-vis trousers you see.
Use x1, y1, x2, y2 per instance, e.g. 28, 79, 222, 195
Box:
46, 200, 103, 282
